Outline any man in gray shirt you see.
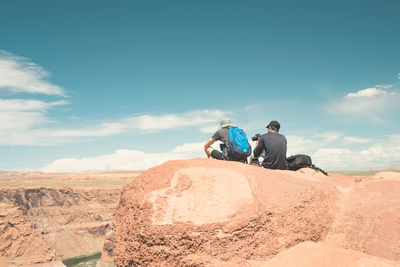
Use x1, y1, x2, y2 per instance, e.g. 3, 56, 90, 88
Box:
204, 119, 234, 160
253, 120, 288, 170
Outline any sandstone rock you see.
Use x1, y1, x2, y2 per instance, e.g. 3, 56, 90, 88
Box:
372, 171, 400, 180
261, 241, 399, 267
325, 177, 400, 261
2, 164, 399, 266
96, 260, 115, 267
0, 203, 55, 266
100, 226, 114, 264
112, 159, 338, 266
0, 187, 123, 265
0, 257, 9, 267
30, 261, 66, 267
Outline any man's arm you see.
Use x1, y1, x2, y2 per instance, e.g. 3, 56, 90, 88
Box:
249, 140, 258, 160
253, 137, 264, 158
204, 138, 215, 158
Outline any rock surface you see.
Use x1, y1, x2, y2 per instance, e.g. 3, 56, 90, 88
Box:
0, 171, 139, 266
1, 162, 399, 266
0, 203, 55, 266
261, 241, 399, 267
112, 159, 400, 266
113, 159, 338, 266
325, 172, 400, 261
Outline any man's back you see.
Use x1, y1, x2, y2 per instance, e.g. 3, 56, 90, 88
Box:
204, 119, 251, 162
254, 132, 288, 170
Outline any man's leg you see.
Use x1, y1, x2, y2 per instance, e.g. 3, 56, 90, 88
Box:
210, 149, 223, 160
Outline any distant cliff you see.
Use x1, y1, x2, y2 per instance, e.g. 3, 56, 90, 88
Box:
0, 171, 139, 266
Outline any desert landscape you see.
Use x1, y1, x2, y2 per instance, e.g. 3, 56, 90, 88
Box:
2, 1, 400, 266
1, 159, 399, 266
0, 171, 139, 267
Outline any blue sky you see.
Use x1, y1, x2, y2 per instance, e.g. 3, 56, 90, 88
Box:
0, 0, 399, 171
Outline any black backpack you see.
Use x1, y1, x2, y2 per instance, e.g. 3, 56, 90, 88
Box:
286, 154, 328, 175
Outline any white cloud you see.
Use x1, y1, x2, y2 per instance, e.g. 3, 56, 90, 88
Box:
40, 143, 206, 172
200, 125, 218, 134
313, 132, 342, 143
0, 108, 228, 145
285, 132, 342, 156
172, 142, 204, 153
0, 50, 65, 96
286, 135, 315, 156
375, 84, 393, 89
313, 148, 354, 170
0, 99, 68, 111
398, 73, 400, 80
0, 99, 68, 132
343, 136, 371, 144
39, 133, 400, 172
344, 87, 387, 99
286, 132, 399, 170
389, 134, 400, 142
49, 109, 226, 137
313, 135, 400, 170
326, 86, 400, 122
49, 122, 127, 138
124, 110, 226, 131
0, 51, 70, 145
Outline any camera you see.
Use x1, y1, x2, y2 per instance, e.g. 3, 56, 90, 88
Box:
252, 133, 261, 141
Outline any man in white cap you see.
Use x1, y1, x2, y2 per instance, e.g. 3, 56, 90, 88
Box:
204, 119, 239, 160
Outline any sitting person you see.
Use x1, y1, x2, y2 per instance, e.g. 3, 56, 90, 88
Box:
204, 119, 251, 162
253, 120, 288, 170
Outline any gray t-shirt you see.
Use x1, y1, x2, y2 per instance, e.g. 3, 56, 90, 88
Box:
253, 132, 288, 170
211, 127, 229, 158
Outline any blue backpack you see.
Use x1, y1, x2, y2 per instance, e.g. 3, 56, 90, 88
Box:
223, 127, 252, 161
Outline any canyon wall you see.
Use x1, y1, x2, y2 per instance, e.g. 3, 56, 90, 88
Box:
0, 172, 138, 266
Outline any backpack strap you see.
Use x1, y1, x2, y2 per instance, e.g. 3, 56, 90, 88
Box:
221, 127, 232, 161
221, 145, 226, 160
221, 143, 228, 160
310, 164, 328, 176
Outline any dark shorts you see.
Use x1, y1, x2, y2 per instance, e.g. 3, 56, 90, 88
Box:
211, 149, 223, 160
211, 149, 247, 163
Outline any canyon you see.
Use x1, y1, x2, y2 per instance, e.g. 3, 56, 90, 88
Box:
0, 171, 140, 266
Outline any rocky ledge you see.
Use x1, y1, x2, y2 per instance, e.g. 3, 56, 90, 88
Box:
111, 158, 400, 266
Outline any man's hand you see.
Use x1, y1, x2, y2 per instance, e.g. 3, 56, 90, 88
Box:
204, 138, 215, 158
250, 140, 258, 159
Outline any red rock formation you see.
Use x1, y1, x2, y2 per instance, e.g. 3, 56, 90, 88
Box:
0, 186, 126, 266
0, 171, 138, 266
0, 203, 55, 266
262, 241, 399, 267
112, 159, 339, 266
112, 159, 400, 266
325, 172, 400, 261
